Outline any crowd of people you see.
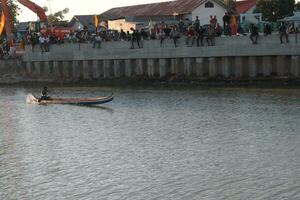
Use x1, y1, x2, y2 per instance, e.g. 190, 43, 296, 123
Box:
17, 12, 300, 54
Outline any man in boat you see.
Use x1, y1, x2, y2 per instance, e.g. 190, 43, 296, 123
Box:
39, 86, 51, 102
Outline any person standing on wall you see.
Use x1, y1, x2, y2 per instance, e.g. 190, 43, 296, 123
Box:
279, 22, 289, 44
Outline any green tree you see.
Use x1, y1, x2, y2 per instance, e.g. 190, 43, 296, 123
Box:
224, 0, 236, 15
295, 2, 300, 11
7, 0, 19, 26
256, 0, 295, 22
44, 7, 69, 26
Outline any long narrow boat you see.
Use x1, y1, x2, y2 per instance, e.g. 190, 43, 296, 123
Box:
26, 94, 113, 105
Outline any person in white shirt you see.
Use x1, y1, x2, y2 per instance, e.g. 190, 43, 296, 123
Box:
39, 35, 45, 52
93, 33, 102, 48
45, 35, 50, 52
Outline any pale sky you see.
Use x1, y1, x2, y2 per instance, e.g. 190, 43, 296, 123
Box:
17, 0, 171, 22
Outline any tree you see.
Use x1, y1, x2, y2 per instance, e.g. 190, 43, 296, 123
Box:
224, 0, 236, 15
295, 2, 300, 11
256, 0, 295, 22
44, 7, 69, 26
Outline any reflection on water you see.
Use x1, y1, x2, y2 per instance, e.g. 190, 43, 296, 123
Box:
0, 86, 300, 200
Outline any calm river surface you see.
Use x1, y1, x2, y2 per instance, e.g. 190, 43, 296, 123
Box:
0, 86, 300, 200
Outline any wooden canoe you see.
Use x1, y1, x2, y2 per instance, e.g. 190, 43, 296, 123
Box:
26, 94, 113, 105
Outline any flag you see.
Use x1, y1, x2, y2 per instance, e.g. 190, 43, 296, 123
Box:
0, 12, 5, 35
94, 15, 99, 28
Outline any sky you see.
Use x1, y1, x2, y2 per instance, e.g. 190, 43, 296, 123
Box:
16, 0, 300, 22
17, 0, 171, 22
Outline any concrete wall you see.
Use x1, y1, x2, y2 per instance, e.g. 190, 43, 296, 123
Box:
2, 34, 300, 83
0, 58, 25, 83
23, 35, 300, 61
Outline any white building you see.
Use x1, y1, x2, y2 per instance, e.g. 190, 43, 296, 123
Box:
100, 0, 228, 31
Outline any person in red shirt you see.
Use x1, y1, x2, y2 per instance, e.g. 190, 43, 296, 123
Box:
185, 27, 195, 47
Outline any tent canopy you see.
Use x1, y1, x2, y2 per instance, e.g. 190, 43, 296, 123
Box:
279, 12, 300, 22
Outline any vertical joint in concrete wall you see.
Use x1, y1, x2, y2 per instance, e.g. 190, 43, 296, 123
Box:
159, 58, 167, 78
136, 59, 144, 76
83, 60, 90, 80
221, 57, 230, 78
262, 56, 272, 77
234, 57, 244, 78
248, 56, 257, 78
34, 61, 41, 77
92, 60, 100, 79
195, 58, 204, 77
25, 62, 32, 76
183, 58, 192, 76
276, 56, 285, 77
103, 60, 109, 78
104, 60, 113, 78
147, 59, 155, 78
171, 58, 177, 74
72, 60, 80, 79
62, 61, 72, 79
291, 56, 300, 77
114, 60, 121, 78
125, 59, 132, 77
208, 57, 217, 78
44, 61, 50, 78
53, 61, 60, 78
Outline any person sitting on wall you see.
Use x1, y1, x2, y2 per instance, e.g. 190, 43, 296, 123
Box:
264, 23, 272, 36
196, 26, 205, 47
215, 23, 222, 37
206, 25, 216, 46
92, 33, 102, 48
130, 28, 140, 49
224, 23, 232, 36
39, 86, 51, 102
249, 23, 259, 44
185, 26, 195, 47
170, 26, 180, 48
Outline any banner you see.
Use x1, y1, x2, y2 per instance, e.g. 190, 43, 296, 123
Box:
94, 15, 99, 28
0, 12, 5, 35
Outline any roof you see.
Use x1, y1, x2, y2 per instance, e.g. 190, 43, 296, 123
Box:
101, 0, 226, 20
69, 15, 95, 28
236, 0, 256, 15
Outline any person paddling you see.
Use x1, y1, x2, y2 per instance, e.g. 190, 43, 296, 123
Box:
39, 86, 50, 102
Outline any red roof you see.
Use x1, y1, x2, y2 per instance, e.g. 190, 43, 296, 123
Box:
101, 0, 226, 20
236, 0, 256, 15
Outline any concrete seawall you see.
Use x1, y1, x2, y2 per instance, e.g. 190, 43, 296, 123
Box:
1, 35, 300, 84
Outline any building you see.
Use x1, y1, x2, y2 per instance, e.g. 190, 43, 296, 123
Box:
236, 0, 256, 15
69, 15, 97, 32
15, 22, 29, 39
100, 0, 228, 31
236, 0, 262, 24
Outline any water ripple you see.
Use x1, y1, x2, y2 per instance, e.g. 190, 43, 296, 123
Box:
0, 87, 300, 200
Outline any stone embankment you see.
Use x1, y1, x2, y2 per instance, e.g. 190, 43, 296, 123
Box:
1, 34, 299, 84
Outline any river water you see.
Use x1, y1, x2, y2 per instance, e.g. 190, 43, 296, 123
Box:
0, 86, 299, 200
